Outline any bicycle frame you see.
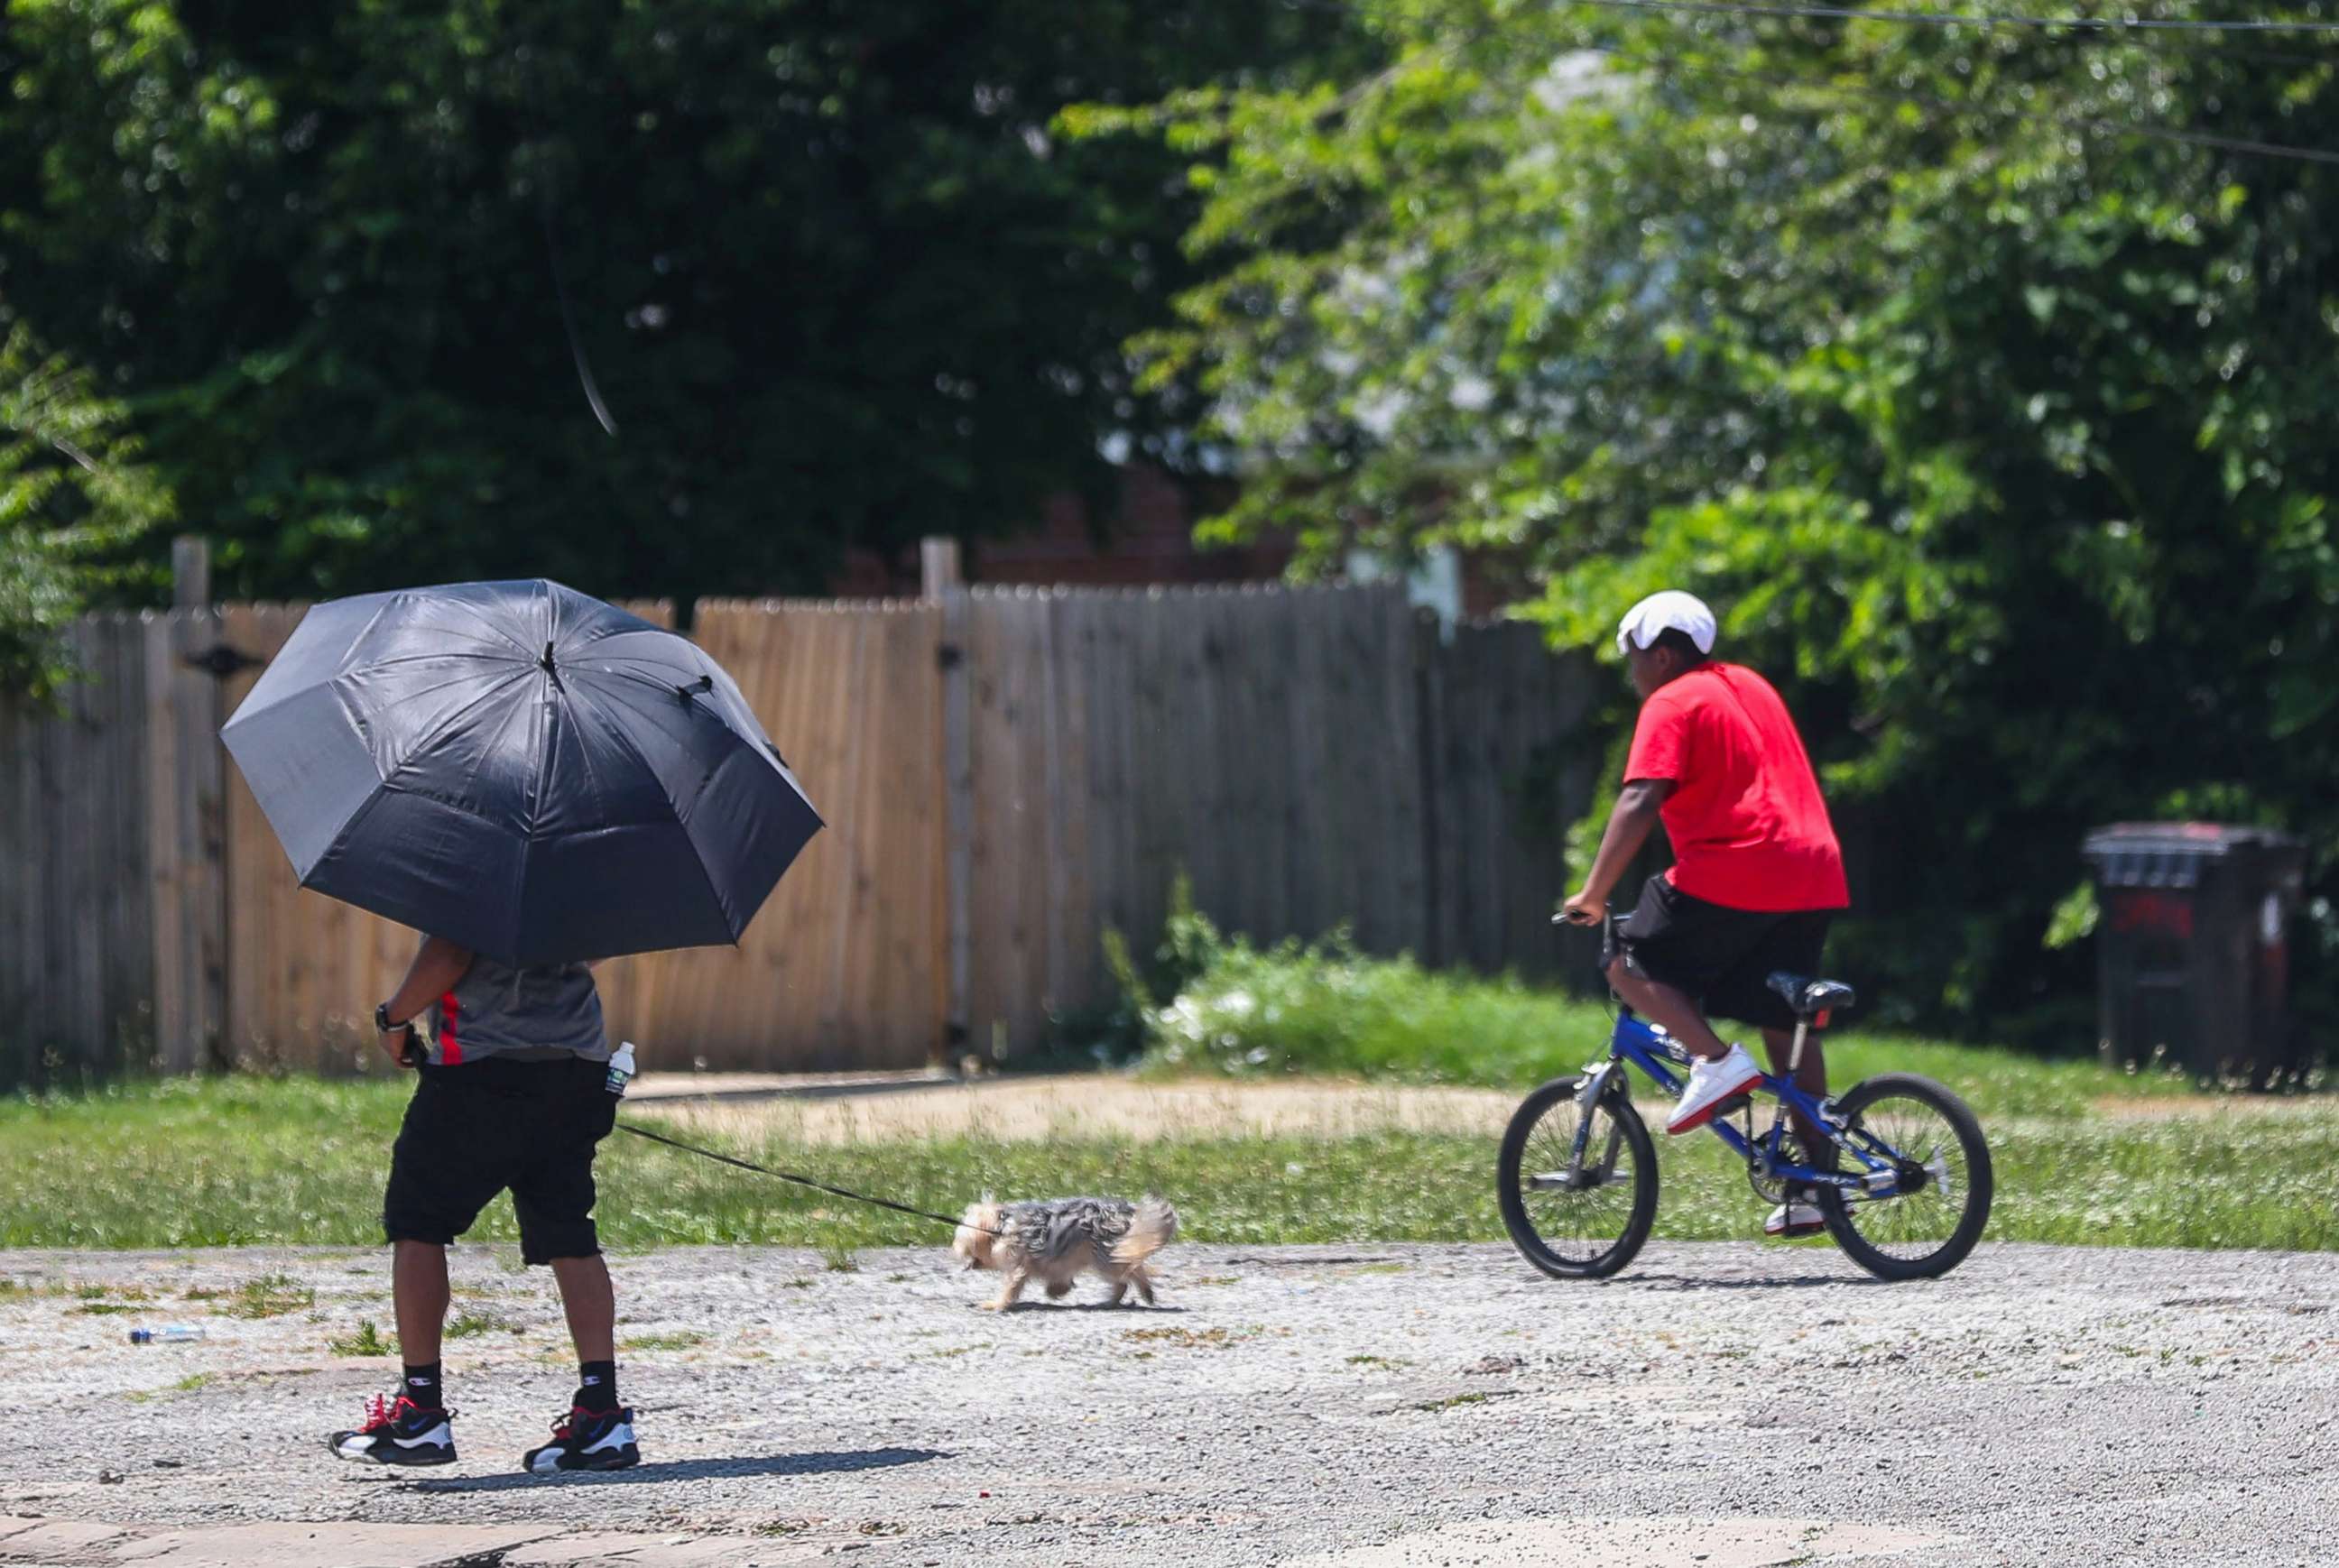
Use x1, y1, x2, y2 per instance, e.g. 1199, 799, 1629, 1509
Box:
1564, 1008, 1915, 1197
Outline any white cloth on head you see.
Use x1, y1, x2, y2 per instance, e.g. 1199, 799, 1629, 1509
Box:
1616, 590, 1717, 656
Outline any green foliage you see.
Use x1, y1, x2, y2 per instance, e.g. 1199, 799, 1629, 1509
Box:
0, 326, 172, 702
1124, 922, 2199, 1119
224, 1271, 315, 1319
328, 1319, 390, 1357
1051, 872, 1226, 1066
0, 1, 1364, 604
1075, 1, 2339, 1040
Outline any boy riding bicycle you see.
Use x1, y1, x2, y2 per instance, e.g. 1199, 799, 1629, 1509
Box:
1560, 590, 1849, 1238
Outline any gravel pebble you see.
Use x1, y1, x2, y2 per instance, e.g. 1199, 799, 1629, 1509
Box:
2, 1241, 2334, 1566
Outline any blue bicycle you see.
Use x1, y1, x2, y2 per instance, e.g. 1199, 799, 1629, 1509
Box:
1498, 924, 1993, 1282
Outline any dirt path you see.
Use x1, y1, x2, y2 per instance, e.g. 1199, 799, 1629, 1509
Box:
4, 1241, 2334, 1567
623, 1071, 2322, 1146
632, 1074, 1521, 1144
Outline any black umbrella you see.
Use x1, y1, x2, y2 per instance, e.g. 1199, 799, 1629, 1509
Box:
221, 580, 821, 964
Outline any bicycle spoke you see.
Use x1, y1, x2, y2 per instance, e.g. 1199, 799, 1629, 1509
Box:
1836, 1094, 1970, 1261
1516, 1097, 1636, 1261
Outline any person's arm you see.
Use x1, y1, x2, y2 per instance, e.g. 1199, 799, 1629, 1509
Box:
374, 936, 475, 1067
1561, 779, 1676, 925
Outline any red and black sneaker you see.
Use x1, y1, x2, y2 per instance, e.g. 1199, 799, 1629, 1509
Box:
328, 1394, 457, 1466
522, 1405, 640, 1474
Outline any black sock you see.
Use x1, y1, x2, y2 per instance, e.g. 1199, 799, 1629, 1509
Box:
402, 1362, 443, 1410
576, 1359, 618, 1413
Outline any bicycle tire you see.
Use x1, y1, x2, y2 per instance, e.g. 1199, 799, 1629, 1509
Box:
1498, 1075, 1659, 1280
1817, 1073, 1993, 1281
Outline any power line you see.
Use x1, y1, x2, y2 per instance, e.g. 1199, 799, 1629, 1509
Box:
1563, 0, 2339, 35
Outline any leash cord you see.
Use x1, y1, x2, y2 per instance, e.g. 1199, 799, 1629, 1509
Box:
615, 1121, 1001, 1235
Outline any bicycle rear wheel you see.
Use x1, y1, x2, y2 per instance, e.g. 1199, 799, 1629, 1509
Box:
1498, 1075, 1658, 1279
1817, 1073, 1993, 1281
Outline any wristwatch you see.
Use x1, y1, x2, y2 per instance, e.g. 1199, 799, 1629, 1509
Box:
374, 1002, 411, 1036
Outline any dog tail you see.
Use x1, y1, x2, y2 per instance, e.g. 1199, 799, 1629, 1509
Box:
1113, 1195, 1179, 1267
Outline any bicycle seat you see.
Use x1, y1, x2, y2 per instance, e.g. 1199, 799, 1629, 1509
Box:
1767, 972, 1856, 1019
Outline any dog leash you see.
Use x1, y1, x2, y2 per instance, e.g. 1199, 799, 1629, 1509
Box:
615, 1121, 1003, 1235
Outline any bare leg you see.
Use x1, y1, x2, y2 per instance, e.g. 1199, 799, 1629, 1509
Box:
392, 1241, 450, 1367
1761, 1028, 1834, 1175
548, 1256, 615, 1364
1606, 958, 1729, 1061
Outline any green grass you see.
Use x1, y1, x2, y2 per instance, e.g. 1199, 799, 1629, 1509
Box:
445, 1309, 520, 1340
224, 1272, 314, 1319
1135, 938, 2199, 1121
0, 1073, 2331, 1254
622, 1330, 709, 1351
328, 1319, 389, 1357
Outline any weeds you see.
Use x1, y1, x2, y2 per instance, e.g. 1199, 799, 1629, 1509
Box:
225, 1273, 314, 1319
446, 1310, 520, 1340
1124, 1325, 1250, 1349
622, 1331, 709, 1352
328, 1320, 390, 1357
1117, 917, 2197, 1121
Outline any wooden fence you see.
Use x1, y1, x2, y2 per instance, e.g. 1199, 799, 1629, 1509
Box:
0, 582, 1595, 1085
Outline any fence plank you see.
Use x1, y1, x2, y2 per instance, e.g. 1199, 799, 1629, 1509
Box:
596, 599, 944, 1071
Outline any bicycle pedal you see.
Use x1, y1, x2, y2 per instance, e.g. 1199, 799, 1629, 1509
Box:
1713, 1093, 1752, 1118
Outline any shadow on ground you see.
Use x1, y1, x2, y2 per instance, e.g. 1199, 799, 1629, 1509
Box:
401, 1447, 946, 1493
1622, 1271, 1884, 1292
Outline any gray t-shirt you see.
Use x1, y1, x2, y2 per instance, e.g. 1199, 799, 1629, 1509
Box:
426, 955, 607, 1066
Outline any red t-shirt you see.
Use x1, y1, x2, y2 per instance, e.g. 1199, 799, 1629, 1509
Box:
1623, 662, 1847, 913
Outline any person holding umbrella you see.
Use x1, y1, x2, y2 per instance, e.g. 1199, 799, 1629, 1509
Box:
221, 582, 821, 1474
330, 938, 632, 1471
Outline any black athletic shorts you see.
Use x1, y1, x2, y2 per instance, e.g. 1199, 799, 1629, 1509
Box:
1611, 876, 1835, 1034
383, 1055, 616, 1265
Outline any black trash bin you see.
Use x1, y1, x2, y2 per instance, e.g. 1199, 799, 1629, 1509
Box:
2081, 823, 2307, 1084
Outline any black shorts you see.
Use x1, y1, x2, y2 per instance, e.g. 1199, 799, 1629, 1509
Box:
1612, 876, 1835, 1034
383, 1056, 616, 1266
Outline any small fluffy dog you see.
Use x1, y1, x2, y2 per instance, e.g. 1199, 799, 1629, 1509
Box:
951, 1194, 1179, 1311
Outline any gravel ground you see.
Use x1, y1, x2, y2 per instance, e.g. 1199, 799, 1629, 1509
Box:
4, 1241, 2336, 1566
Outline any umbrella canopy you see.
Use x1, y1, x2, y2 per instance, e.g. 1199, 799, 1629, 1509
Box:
221, 580, 821, 965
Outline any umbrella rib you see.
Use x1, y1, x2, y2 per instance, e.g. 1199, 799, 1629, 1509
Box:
563, 677, 740, 940
374, 667, 538, 815
442, 593, 540, 661
587, 668, 788, 775
337, 645, 536, 671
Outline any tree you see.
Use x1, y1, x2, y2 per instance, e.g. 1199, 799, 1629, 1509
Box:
1078, 0, 2339, 1041
0, 0, 1363, 603
0, 326, 172, 704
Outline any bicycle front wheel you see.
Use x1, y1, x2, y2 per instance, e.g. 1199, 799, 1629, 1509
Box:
1498, 1075, 1658, 1279
1817, 1073, 1993, 1281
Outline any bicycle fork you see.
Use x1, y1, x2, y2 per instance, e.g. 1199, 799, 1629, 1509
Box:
1525, 1065, 1628, 1193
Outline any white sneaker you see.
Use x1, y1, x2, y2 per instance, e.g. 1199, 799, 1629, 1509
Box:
1765, 1202, 1826, 1238
1665, 1043, 1763, 1135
